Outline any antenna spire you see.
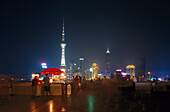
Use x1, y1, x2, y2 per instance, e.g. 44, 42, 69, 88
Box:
62, 17, 65, 41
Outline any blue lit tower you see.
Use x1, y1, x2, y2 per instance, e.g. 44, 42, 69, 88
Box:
105, 48, 111, 73
60, 19, 66, 72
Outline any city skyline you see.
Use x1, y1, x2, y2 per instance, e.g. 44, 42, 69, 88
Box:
0, 0, 170, 74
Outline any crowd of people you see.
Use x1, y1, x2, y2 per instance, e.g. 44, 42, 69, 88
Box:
31, 74, 139, 96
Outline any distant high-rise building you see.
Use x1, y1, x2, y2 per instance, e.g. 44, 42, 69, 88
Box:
69, 61, 73, 74
69, 60, 77, 73
105, 48, 111, 73
69, 60, 77, 78
138, 57, 146, 79
126, 65, 135, 79
60, 18, 67, 72
79, 57, 84, 76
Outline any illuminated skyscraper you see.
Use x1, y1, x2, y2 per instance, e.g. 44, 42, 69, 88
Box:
69, 60, 77, 73
92, 63, 98, 78
79, 57, 84, 76
60, 19, 66, 72
126, 65, 135, 79
105, 48, 111, 73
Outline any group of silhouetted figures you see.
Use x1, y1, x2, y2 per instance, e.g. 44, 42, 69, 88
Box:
70, 75, 139, 92
32, 74, 50, 96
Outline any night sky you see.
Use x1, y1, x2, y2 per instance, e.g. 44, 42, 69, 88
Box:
0, 0, 170, 74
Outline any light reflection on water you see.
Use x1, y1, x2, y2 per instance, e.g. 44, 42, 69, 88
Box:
48, 100, 53, 112
31, 101, 36, 112
61, 107, 66, 111
88, 95, 94, 112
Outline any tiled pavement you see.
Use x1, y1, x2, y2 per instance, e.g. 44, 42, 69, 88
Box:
0, 86, 170, 112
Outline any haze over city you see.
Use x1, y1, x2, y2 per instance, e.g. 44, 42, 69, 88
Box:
0, 0, 170, 74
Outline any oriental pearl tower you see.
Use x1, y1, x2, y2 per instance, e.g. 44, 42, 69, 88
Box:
60, 19, 66, 72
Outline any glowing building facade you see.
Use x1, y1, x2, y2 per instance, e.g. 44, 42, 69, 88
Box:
126, 65, 135, 79
92, 63, 98, 78
60, 19, 66, 72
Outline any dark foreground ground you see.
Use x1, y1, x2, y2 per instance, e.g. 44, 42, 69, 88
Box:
0, 86, 170, 112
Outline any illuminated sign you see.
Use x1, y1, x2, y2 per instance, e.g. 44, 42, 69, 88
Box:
121, 72, 127, 77
61, 73, 65, 76
31, 74, 39, 79
41, 63, 47, 68
116, 69, 122, 72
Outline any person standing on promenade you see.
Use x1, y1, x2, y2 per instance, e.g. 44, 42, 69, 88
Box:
32, 76, 37, 96
43, 74, 51, 96
36, 77, 42, 96
72, 75, 79, 93
32, 76, 42, 96
79, 76, 82, 82
83, 76, 86, 83
132, 76, 137, 90
73, 75, 79, 82
8, 78, 13, 96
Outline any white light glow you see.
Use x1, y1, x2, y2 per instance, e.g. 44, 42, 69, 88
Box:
50, 78, 53, 83
42, 65, 47, 68
90, 68, 93, 72
61, 73, 65, 76
79, 58, 84, 61
116, 69, 122, 72
41, 63, 47, 66
106, 48, 110, 53
122, 72, 127, 77
31, 74, 39, 79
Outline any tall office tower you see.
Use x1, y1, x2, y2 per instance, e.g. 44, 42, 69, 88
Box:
138, 57, 146, 79
79, 57, 84, 76
105, 48, 111, 73
69, 60, 77, 73
126, 65, 135, 79
60, 19, 67, 72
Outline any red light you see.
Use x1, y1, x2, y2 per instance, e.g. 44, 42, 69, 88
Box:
116, 69, 122, 72
41, 63, 46, 66
122, 73, 127, 77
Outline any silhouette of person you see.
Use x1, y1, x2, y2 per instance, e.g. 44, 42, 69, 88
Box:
32, 76, 37, 96
43, 74, 51, 95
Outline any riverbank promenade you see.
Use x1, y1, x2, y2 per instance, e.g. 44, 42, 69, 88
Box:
0, 80, 170, 112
